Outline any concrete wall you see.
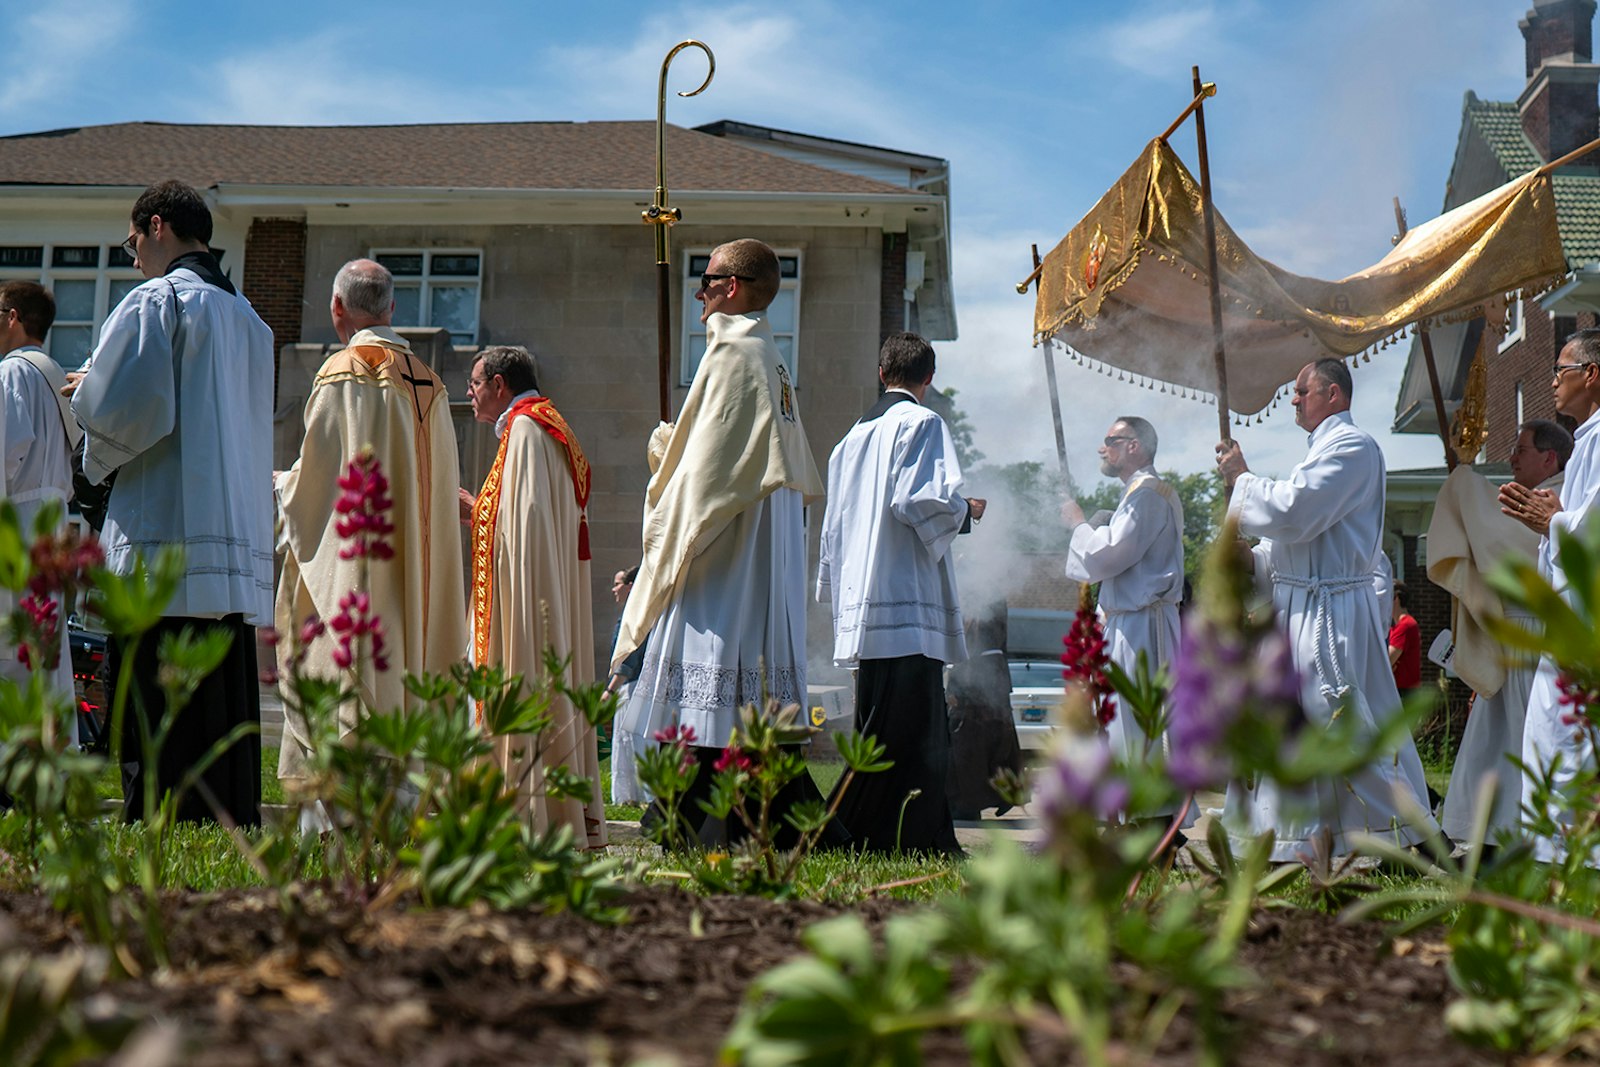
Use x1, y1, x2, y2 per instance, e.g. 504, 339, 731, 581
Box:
291, 222, 886, 681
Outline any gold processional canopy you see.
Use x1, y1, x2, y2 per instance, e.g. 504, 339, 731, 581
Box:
1030, 138, 1568, 417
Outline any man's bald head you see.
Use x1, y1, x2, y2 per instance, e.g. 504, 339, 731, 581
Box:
331, 259, 394, 342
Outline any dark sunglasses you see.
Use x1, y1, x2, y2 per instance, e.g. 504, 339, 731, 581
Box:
699, 272, 753, 291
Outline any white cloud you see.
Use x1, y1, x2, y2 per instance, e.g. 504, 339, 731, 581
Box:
186, 30, 506, 126
539, 2, 921, 147
0, 1, 132, 117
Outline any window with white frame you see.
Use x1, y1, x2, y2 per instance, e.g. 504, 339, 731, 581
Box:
0, 244, 143, 368
1498, 296, 1525, 354
682, 250, 801, 384
372, 249, 482, 345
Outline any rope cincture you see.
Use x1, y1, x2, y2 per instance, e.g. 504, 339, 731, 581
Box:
1269, 570, 1372, 703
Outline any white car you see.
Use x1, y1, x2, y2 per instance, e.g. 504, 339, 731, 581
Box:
1008, 657, 1064, 752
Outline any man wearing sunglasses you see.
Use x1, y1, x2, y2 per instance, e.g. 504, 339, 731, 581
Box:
612, 238, 834, 847
1214, 358, 1440, 861
1062, 416, 1189, 833
1502, 329, 1600, 862
72, 180, 275, 828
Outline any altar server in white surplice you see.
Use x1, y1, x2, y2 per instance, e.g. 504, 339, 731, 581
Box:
1500, 330, 1600, 863
611, 238, 833, 847
1431, 419, 1568, 848
0, 281, 78, 710
1062, 416, 1187, 824
1215, 358, 1440, 861
817, 332, 985, 854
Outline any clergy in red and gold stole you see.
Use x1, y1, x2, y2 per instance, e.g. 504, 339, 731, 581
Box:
467, 345, 604, 848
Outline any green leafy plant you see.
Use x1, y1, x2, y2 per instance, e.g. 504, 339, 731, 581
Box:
635, 699, 889, 896
1346, 517, 1600, 1057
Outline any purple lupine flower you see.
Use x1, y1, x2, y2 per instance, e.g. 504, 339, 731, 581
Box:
1036, 734, 1129, 823
1166, 612, 1301, 790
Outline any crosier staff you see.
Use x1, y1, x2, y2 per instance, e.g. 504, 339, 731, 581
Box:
643, 40, 715, 422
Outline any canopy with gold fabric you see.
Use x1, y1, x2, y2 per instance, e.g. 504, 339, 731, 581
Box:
1031, 138, 1568, 416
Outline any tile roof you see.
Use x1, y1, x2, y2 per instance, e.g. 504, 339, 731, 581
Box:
1466, 94, 1600, 265
0, 120, 916, 197
1465, 97, 1543, 174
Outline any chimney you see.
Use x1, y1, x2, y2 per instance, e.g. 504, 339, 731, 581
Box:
1519, 0, 1600, 162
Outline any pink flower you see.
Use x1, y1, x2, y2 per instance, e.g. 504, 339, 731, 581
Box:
652, 723, 698, 746
713, 745, 755, 774
16, 593, 60, 670
333, 450, 397, 560
326, 589, 389, 673
27, 528, 104, 598
1062, 608, 1115, 729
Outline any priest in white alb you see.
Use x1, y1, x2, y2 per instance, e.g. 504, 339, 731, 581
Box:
612, 238, 830, 846
1062, 415, 1189, 827
1500, 330, 1600, 862
1430, 419, 1568, 848
465, 345, 605, 848
817, 332, 984, 853
1215, 358, 1439, 860
276, 259, 466, 792
0, 281, 79, 712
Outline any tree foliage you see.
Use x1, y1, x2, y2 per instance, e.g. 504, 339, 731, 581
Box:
964, 459, 1225, 583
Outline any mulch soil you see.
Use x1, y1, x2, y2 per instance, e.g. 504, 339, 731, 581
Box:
0, 887, 1502, 1066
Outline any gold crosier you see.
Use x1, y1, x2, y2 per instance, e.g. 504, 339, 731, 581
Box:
643, 40, 714, 423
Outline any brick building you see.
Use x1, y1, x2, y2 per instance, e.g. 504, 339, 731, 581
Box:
0, 118, 956, 681
1394, 0, 1600, 451
1383, 1, 1600, 721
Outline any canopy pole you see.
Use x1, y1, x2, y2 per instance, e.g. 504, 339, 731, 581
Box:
1158, 82, 1218, 145
1031, 243, 1077, 495
642, 41, 715, 423
1537, 132, 1600, 176
1393, 197, 1457, 472
1191, 65, 1232, 449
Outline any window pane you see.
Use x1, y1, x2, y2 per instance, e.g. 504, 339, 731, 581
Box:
775, 336, 795, 378
689, 254, 711, 275
50, 326, 92, 368
53, 280, 96, 322
430, 285, 477, 337
52, 246, 99, 268
107, 278, 142, 310
779, 256, 799, 279
378, 254, 423, 277
0, 247, 42, 269
430, 254, 480, 277
108, 246, 135, 269
767, 289, 796, 333
392, 285, 420, 326
684, 334, 708, 381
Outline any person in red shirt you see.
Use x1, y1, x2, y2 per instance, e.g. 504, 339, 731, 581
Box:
1388, 580, 1422, 700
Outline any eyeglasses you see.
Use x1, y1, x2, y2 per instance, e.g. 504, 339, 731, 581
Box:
1553, 362, 1593, 378
121, 232, 140, 260
699, 272, 753, 292
1103, 435, 1136, 448
468, 374, 490, 389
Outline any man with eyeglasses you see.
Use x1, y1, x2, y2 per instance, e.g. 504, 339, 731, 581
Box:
1501, 329, 1600, 862
0, 282, 80, 717
1061, 416, 1189, 833
461, 344, 605, 848
274, 260, 466, 828
1430, 418, 1570, 855
71, 180, 274, 827
1214, 357, 1440, 861
612, 237, 833, 847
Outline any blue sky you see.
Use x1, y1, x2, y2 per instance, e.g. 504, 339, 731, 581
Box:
0, 0, 1532, 479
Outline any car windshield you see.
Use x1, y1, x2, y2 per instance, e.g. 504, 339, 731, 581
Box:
1008, 659, 1063, 689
